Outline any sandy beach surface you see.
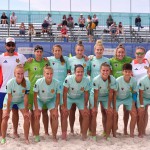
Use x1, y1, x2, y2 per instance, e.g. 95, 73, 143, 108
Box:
1, 106, 150, 150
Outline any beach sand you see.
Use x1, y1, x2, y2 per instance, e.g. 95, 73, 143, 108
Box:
1, 106, 150, 150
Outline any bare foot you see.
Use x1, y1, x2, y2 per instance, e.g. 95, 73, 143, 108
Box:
62, 132, 67, 140
124, 130, 129, 135
130, 134, 134, 138
138, 134, 143, 138
82, 135, 87, 141
13, 133, 19, 138
53, 136, 58, 142
25, 140, 30, 144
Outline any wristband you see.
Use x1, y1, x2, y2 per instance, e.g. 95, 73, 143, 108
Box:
140, 105, 144, 108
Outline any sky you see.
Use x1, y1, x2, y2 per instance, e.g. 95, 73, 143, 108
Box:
0, 0, 149, 13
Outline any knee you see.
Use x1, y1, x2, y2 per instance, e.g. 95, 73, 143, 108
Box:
130, 111, 138, 119
91, 111, 97, 118
2, 115, 9, 121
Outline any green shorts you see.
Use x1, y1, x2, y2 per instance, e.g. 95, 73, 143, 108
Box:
67, 96, 84, 110
137, 97, 150, 108
89, 94, 109, 109
35, 98, 55, 110
116, 96, 132, 111
3, 97, 24, 110
28, 92, 34, 110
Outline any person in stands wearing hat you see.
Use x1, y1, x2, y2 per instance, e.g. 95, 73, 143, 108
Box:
0, 37, 27, 137
78, 14, 85, 28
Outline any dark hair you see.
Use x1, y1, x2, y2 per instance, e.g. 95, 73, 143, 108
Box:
122, 63, 132, 71
75, 40, 85, 50
100, 62, 111, 90
34, 45, 43, 52
74, 64, 84, 72
52, 44, 65, 63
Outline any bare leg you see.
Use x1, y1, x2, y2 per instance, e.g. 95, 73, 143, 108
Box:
123, 105, 129, 135
20, 109, 30, 144
34, 110, 41, 136
91, 110, 97, 137
143, 105, 148, 135
50, 109, 58, 141
42, 109, 49, 135
69, 103, 76, 134
112, 110, 118, 137
88, 110, 92, 135
100, 103, 106, 133
0, 109, 2, 136
30, 110, 34, 136
12, 108, 19, 138
129, 103, 137, 138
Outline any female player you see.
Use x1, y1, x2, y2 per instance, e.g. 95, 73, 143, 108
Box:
1, 64, 30, 144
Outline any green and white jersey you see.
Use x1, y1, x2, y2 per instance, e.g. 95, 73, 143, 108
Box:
63, 74, 90, 99
68, 56, 90, 77
47, 56, 69, 85
110, 56, 132, 78
24, 58, 49, 91
138, 75, 150, 99
116, 76, 137, 100
90, 75, 117, 98
90, 56, 110, 81
5, 78, 30, 103
34, 77, 60, 102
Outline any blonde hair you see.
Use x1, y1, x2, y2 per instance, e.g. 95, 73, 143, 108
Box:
14, 64, 26, 88
43, 66, 53, 73
94, 39, 104, 49
114, 44, 125, 58
52, 44, 65, 63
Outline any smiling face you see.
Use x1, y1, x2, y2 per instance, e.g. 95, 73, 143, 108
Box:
15, 67, 24, 83
53, 46, 62, 59
135, 48, 145, 61
100, 66, 110, 80
94, 45, 104, 58
34, 49, 43, 60
116, 47, 125, 60
75, 45, 84, 58
44, 68, 53, 82
75, 66, 84, 82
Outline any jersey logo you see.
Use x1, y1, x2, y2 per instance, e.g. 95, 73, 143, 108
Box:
135, 68, 138, 70
34, 84, 37, 88
13, 90, 16, 93
3, 60, 8, 63
93, 83, 96, 86
93, 64, 96, 67
61, 62, 65, 65
121, 88, 124, 91
52, 62, 55, 65
22, 89, 25, 93
16, 58, 20, 63
65, 80, 67, 83
80, 87, 84, 91
114, 63, 118, 67
51, 89, 55, 93
34, 67, 37, 71
42, 90, 45, 93
71, 88, 74, 90
83, 63, 86, 67
139, 83, 142, 86
3, 104, 7, 108
99, 87, 101, 89
146, 87, 149, 90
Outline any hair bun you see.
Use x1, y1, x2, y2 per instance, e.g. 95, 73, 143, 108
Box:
96, 40, 103, 45
78, 40, 83, 45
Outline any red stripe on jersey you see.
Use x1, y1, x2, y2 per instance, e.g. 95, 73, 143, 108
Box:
4, 52, 18, 56
133, 58, 147, 64
0, 66, 3, 88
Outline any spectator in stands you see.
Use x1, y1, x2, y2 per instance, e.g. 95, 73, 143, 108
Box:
1, 12, 8, 27
67, 14, 74, 28
19, 22, 26, 36
86, 15, 93, 42
45, 13, 52, 27
135, 15, 144, 31
10, 12, 17, 27
92, 14, 99, 26
42, 19, 50, 35
28, 24, 35, 36
78, 14, 85, 28
59, 25, 69, 42
117, 22, 124, 34
62, 15, 68, 26
106, 15, 113, 29
110, 22, 118, 36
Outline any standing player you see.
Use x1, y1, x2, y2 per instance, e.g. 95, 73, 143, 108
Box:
0, 37, 27, 137
68, 40, 90, 135
24, 45, 49, 136
1, 65, 30, 144
33, 66, 60, 142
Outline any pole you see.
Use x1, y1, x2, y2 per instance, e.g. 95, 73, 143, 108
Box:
90, 0, 91, 12
110, 0, 112, 12
70, 0, 71, 12
8, 0, 10, 36
50, 0, 51, 12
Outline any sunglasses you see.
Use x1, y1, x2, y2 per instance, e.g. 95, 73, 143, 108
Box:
6, 43, 15, 47
34, 46, 43, 51
136, 52, 145, 56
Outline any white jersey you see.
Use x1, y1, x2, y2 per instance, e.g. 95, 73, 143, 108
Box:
0, 52, 26, 92
131, 59, 149, 84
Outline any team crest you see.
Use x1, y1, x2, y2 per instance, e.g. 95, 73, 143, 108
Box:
34, 67, 37, 71
3, 104, 7, 108
72, 88, 74, 90
99, 87, 101, 89
83, 63, 86, 67
93, 64, 96, 67
16, 58, 20, 63
42, 90, 45, 93
61, 62, 65, 65
93, 83, 96, 86
147, 87, 149, 90
22, 89, 25, 93
51, 89, 55, 93
13, 90, 16, 93
121, 88, 124, 91
139, 83, 142, 86
80, 87, 84, 91
65, 80, 67, 83
114, 63, 118, 67
52, 62, 55, 65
